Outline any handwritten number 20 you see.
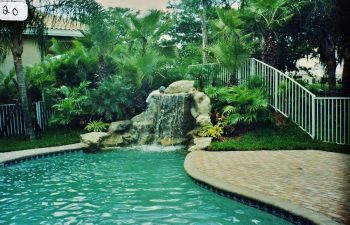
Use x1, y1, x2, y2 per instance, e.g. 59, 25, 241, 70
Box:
2, 5, 19, 16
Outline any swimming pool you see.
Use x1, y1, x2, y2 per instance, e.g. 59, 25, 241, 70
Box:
0, 146, 292, 224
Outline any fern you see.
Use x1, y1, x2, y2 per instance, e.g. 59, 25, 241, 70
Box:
85, 121, 109, 132
205, 85, 272, 128
199, 123, 224, 139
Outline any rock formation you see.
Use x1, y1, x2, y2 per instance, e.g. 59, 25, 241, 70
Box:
81, 80, 212, 151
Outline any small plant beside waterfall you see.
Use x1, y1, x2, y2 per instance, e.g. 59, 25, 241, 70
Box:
199, 123, 224, 140
85, 121, 110, 132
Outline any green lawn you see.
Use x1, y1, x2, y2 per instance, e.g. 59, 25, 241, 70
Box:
209, 122, 349, 154
0, 128, 82, 153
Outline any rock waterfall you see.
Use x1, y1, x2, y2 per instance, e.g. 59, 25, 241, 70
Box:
81, 80, 212, 150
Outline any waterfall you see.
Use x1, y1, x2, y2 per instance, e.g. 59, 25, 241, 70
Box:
146, 92, 194, 145
88, 80, 212, 149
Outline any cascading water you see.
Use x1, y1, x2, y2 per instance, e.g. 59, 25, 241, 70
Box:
146, 92, 194, 145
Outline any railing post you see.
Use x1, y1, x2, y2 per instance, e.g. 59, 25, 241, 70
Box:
311, 96, 316, 139
250, 58, 255, 76
274, 70, 278, 110
237, 63, 242, 85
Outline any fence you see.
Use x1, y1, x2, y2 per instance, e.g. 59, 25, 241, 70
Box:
0, 101, 51, 137
189, 58, 350, 145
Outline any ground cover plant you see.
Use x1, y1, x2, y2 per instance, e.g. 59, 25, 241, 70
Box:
209, 121, 349, 154
0, 128, 81, 153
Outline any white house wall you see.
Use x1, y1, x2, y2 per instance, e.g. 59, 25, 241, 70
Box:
0, 37, 42, 75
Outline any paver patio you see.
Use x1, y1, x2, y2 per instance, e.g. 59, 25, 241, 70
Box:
187, 150, 350, 224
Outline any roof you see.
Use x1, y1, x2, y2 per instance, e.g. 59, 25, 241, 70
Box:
24, 16, 88, 37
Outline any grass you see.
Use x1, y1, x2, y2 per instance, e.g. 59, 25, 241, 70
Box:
209, 122, 349, 154
0, 128, 82, 153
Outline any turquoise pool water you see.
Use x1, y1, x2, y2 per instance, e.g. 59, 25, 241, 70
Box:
0, 147, 292, 224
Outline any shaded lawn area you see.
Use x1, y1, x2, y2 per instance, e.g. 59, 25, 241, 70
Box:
209, 123, 349, 154
0, 128, 82, 153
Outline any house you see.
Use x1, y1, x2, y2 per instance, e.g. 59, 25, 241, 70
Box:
288, 56, 344, 83
0, 18, 86, 75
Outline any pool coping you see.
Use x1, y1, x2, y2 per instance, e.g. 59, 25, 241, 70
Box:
0, 143, 87, 166
184, 151, 341, 225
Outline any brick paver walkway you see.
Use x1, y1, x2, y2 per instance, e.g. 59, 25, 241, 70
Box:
190, 150, 350, 224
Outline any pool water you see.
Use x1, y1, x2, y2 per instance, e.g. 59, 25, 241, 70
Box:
0, 147, 292, 224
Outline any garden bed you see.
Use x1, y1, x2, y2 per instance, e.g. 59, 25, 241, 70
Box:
0, 128, 81, 153
209, 122, 349, 154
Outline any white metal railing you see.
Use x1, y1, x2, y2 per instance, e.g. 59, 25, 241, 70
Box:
0, 101, 51, 136
189, 58, 350, 145
314, 97, 350, 145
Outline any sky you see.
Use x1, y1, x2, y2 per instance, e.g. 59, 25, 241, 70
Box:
96, 0, 170, 11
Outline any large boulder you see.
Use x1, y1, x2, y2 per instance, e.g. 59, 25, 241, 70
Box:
164, 80, 195, 94
102, 134, 125, 147
195, 114, 212, 127
132, 120, 155, 145
191, 91, 211, 118
80, 132, 109, 150
188, 137, 213, 152
146, 90, 160, 103
159, 137, 188, 146
102, 132, 137, 147
108, 120, 132, 133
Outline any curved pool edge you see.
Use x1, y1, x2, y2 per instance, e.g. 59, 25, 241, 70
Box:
184, 151, 340, 225
0, 143, 87, 166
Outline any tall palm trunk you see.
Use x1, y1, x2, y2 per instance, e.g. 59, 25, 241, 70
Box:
201, 4, 208, 64
262, 31, 277, 67
342, 41, 350, 96
10, 34, 35, 140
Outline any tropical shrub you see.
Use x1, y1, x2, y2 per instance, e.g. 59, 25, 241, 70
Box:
48, 39, 99, 87
49, 81, 90, 126
246, 75, 264, 90
85, 121, 109, 132
205, 85, 272, 132
0, 70, 18, 103
25, 62, 56, 101
199, 123, 224, 140
187, 65, 208, 89
87, 76, 135, 121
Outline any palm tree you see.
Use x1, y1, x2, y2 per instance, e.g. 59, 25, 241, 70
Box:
208, 9, 252, 85
128, 10, 172, 57
117, 10, 176, 112
243, 0, 299, 66
0, 0, 102, 139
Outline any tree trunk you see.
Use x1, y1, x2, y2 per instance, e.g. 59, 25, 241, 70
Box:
326, 56, 337, 96
320, 34, 337, 96
94, 55, 106, 86
10, 34, 35, 140
342, 42, 350, 96
262, 31, 277, 67
201, 5, 208, 64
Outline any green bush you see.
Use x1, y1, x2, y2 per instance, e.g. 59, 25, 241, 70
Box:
87, 76, 135, 121
48, 39, 100, 87
0, 70, 18, 103
85, 121, 109, 132
49, 81, 90, 126
205, 85, 271, 132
